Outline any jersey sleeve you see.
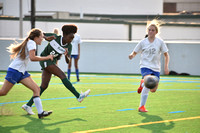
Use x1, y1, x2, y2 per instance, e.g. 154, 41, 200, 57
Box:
44, 33, 58, 38
160, 40, 168, 53
134, 40, 143, 53
78, 35, 82, 44
68, 44, 72, 56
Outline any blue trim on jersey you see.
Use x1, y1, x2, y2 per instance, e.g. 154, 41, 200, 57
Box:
141, 67, 160, 79
5, 68, 30, 84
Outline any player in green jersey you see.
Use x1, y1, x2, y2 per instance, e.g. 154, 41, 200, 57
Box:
22, 24, 90, 115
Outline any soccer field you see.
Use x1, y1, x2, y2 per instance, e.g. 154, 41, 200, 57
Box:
0, 72, 200, 133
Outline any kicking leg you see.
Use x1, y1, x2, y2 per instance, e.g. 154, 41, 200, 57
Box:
46, 64, 90, 102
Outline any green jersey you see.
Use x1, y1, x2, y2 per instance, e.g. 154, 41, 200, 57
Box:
40, 33, 72, 69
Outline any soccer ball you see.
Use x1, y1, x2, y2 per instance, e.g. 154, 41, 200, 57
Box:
144, 75, 159, 89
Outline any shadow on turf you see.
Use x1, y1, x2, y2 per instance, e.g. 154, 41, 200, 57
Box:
138, 113, 175, 133
0, 115, 86, 133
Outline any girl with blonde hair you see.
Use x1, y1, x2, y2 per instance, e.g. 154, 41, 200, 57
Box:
0, 28, 54, 118
129, 19, 170, 112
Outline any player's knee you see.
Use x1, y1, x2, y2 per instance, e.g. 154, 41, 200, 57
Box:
32, 89, 39, 95
58, 73, 67, 80
0, 90, 8, 96
150, 89, 157, 93
41, 85, 48, 90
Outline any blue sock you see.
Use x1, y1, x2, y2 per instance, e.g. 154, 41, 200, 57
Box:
76, 69, 79, 81
67, 69, 71, 80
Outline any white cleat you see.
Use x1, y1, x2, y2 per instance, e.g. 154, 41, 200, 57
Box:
77, 89, 91, 103
22, 104, 35, 115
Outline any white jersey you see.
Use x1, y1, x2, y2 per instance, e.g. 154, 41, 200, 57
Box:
9, 40, 36, 74
134, 37, 168, 72
71, 34, 81, 55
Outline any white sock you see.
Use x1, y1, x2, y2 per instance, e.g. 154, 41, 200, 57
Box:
141, 82, 144, 88
139, 86, 150, 107
33, 96, 43, 114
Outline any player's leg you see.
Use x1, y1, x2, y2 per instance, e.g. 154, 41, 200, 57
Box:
0, 80, 14, 96
139, 85, 150, 112
138, 68, 152, 112
22, 69, 52, 115
138, 68, 154, 94
137, 79, 144, 94
25, 69, 52, 107
46, 64, 90, 102
46, 64, 79, 97
149, 72, 160, 93
74, 55, 80, 82
138, 68, 160, 112
149, 84, 159, 92
67, 57, 72, 80
20, 76, 52, 118
0, 68, 20, 96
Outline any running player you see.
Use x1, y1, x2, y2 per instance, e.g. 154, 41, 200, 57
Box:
129, 20, 170, 112
0, 28, 53, 118
22, 24, 90, 115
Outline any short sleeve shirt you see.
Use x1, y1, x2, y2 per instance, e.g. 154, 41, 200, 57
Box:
134, 37, 168, 72
41, 33, 72, 60
71, 34, 81, 55
9, 40, 36, 74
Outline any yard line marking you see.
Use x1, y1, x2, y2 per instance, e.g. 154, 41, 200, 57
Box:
73, 116, 200, 133
0, 89, 200, 105
117, 108, 135, 111
68, 107, 86, 109
169, 111, 185, 113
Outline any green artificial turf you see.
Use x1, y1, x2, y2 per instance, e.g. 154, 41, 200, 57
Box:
0, 72, 200, 133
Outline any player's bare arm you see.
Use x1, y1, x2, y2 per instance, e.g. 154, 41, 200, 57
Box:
29, 49, 53, 61
129, 51, 137, 59
44, 35, 56, 41
164, 52, 170, 75
64, 48, 70, 64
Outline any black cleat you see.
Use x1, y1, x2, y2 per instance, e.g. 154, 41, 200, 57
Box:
38, 111, 53, 119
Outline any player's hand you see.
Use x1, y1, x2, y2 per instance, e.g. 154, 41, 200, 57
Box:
64, 48, 68, 56
164, 68, 169, 75
129, 54, 133, 59
47, 55, 54, 61
44, 36, 56, 41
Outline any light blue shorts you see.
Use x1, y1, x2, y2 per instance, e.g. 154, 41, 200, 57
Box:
5, 67, 30, 84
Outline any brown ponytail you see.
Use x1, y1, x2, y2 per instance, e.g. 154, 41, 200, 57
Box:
7, 28, 42, 60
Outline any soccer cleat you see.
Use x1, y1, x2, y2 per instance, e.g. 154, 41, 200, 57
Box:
38, 111, 53, 119
22, 104, 35, 115
138, 105, 148, 112
137, 79, 144, 94
77, 89, 91, 103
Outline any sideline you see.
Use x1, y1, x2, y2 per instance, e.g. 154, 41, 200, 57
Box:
73, 116, 200, 133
